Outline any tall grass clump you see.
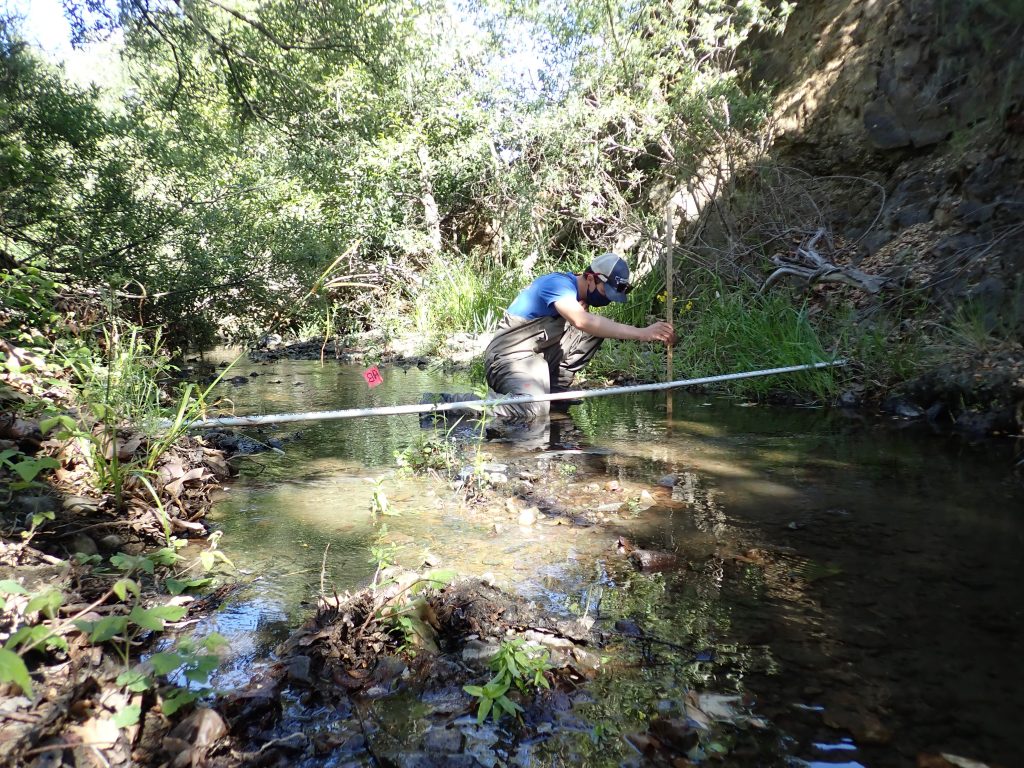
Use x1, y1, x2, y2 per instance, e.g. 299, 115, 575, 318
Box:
56, 313, 233, 507
824, 302, 926, 390
64, 320, 178, 433
671, 284, 837, 400
588, 271, 839, 400
416, 255, 524, 342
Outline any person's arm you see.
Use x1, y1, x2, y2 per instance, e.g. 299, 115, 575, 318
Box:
554, 297, 676, 344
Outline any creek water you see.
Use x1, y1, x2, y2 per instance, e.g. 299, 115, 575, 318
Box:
190, 352, 1023, 768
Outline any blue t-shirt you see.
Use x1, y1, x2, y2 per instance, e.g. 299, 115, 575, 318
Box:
506, 272, 578, 320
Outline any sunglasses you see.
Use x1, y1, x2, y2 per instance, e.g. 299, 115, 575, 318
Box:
597, 273, 634, 294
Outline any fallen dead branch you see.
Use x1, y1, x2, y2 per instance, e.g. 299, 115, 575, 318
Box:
762, 228, 889, 295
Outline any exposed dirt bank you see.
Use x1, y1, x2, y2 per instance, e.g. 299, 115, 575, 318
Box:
739, 0, 1024, 436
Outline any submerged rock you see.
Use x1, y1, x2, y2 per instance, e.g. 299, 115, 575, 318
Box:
518, 506, 539, 526
628, 549, 680, 572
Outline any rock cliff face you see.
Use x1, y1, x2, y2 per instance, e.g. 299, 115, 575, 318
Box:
754, 0, 1024, 432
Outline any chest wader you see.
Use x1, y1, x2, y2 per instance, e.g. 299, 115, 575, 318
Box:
483, 313, 604, 424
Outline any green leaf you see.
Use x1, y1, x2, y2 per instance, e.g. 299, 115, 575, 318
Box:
112, 705, 141, 728
476, 696, 492, 724
128, 606, 165, 632
462, 684, 484, 697
30, 510, 55, 527
26, 589, 63, 619
149, 652, 184, 676
76, 616, 128, 643
0, 649, 34, 696
148, 605, 188, 622
40, 415, 78, 435
12, 457, 59, 483
116, 669, 152, 692
0, 580, 28, 596
161, 688, 198, 716
182, 654, 218, 684
213, 551, 235, 569
165, 577, 212, 595
496, 694, 522, 716
128, 604, 184, 631
199, 550, 215, 571
111, 553, 155, 574
202, 633, 229, 652
482, 677, 510, 699
113, 578, 140, 601
150, 548, 180, 566
412, 569, 458, 593
5, 625, 52, 651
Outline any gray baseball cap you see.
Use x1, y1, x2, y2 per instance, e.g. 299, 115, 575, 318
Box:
589, 253, 632, 302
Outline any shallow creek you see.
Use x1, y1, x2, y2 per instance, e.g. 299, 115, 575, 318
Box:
189, 353, 1023, 768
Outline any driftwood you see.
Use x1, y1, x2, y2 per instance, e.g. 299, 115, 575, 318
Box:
762, 229, 888, 294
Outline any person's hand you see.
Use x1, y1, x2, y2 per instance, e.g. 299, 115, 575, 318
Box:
642, 321, 677, 344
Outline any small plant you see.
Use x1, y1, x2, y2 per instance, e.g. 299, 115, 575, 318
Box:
0, 533, 231, 708
395, 432, 459, 474
368, 477, 397, 517
369, 540, 399, 575
463, 637, 552, 723
0, 448, 61, 491
557, 462, 578, 477
49, 312, 238, 510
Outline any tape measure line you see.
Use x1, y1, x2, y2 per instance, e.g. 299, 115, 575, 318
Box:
171, 360, 848, 430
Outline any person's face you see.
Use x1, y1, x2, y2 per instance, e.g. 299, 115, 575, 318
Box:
584, 272, 612, 307
586, 273, 607, 297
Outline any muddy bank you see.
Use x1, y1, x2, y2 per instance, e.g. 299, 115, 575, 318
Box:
154, 564, 775, 768
214, 575, 603, 766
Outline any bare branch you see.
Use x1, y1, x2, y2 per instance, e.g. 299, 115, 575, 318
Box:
761, 228, 889, 295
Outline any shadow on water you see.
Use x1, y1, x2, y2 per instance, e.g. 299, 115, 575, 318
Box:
194, 354, 1024, 767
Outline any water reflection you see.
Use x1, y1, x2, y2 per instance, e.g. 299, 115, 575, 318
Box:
192, 355, 1023, 767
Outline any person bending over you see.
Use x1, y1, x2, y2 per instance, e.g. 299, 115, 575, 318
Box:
480, 252, 676, 425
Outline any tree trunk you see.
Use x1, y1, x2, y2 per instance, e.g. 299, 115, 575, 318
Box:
418, 146, 442, 256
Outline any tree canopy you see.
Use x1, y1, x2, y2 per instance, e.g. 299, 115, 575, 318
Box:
2, 0, 791, 347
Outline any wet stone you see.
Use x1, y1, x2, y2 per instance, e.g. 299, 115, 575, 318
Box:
422, 727, 463, 753
421, 687, 467, 716
462, 639, 499, 665
9, 494, 58, 517
286, 655, 311, 683
628, 549, 679, 572
518, 507, 538, 526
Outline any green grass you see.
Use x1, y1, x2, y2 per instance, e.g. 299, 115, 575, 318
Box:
591, 276, 841, 400
415, 254, 525, 343
64, 321, 178, 432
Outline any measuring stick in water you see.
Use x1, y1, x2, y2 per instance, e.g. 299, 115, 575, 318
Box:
175, 360, 847, 430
